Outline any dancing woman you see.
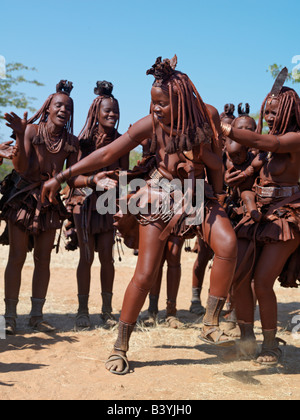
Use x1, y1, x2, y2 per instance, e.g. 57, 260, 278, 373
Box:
2, 81, 79, 334
42, 56, 238, 374
221, 69, 300, 365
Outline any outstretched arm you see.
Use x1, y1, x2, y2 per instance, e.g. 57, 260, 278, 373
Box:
42, 115, 153, 203
223, 123, 300, 153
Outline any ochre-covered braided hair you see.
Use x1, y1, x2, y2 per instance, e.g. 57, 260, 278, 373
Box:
257, 86, 300, 135
78, 81, 119, 144
27, 80, 74, 135
146, 56, 218, 154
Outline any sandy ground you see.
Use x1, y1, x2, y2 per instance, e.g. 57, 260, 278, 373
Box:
0, 231, 299, 401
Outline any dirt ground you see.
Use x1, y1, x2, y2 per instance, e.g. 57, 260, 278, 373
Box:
0, 233, 299, 401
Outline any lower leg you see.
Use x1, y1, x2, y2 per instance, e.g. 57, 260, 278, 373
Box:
253, 241, 299, 365
190, 239, 213, 315
30, 230, 56, 331
4, 298, 19, 335
165, 263, 184, 328
75, 225, 95, 328
142, 264, 163, 326
4, 223, 28, 334
4, 222, 28, 300
106, 221, 168, 374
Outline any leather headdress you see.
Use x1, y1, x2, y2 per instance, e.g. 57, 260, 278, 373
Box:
56, 80, 74, 96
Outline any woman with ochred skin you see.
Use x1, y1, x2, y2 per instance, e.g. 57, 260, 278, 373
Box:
2, 81, 110, 335
42, 57, 238, 374
221, 81, 300, 366
72, 81, 129, 330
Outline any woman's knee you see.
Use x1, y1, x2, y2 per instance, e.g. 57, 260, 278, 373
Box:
254, 278, 274, 300
99, 249, 114, 265
132, 271, 157, 292
33, 252, 51, 267
7, 250, 27, 268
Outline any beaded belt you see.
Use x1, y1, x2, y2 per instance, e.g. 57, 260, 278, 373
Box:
149, 168, 176, 193
255, 185, 299, 198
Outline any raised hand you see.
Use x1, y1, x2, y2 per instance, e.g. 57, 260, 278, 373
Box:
4, 111, 28, 136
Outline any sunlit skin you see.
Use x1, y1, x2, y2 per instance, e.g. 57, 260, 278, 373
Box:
46, 93, 73, 131
1, 93, 80, 333
224, 116, 257, 185
264, 98, 280, 132
98, 98, 120, 133
42, 83, 238, 373
73, 96, 128, 330
42, 85, 225, 197
226, 96, 300, 364
4, 94, 76, 179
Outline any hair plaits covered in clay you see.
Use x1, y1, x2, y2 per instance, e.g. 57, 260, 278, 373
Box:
146, 56, 178, 85
25, 80, 74, 135
258, 87, 300, 135
146, 55, 218, 155
78, 80, 119, 142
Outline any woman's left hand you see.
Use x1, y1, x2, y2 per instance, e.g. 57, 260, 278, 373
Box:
93, 171, 118, 190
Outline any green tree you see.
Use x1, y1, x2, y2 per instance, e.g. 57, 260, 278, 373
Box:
250, 111, 269, 134
0, 62, 44, 138
0, 160, 13, 179
267, 63, 300, 84
129, 148, 142, 169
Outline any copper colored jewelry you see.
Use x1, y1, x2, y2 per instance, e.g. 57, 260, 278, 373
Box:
220, 122, 232, 137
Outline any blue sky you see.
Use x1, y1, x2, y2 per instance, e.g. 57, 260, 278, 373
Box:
1, 0, 300, 142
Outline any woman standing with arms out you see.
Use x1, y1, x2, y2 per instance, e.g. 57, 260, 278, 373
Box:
1, 81, 79, 334
42, 56, 238, 374
221, 69, 300, 365
72, 81, 129, 329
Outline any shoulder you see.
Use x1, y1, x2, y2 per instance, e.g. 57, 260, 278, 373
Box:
127, 114, 153, 142
66, 134, 79, 153
26, 124, 39, 137
205, 103, 221, 132
205, 103, 219, 118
